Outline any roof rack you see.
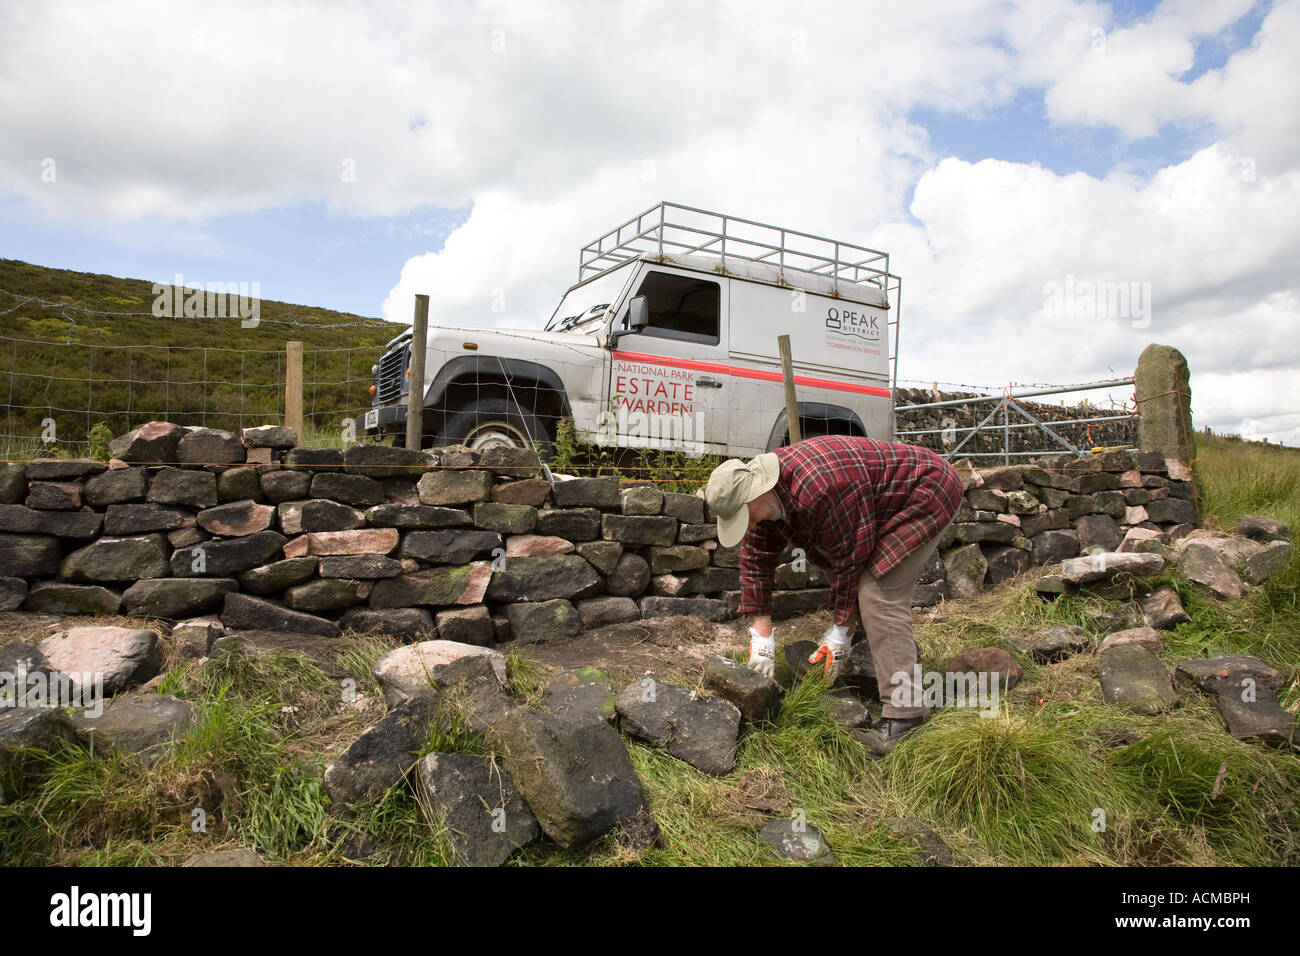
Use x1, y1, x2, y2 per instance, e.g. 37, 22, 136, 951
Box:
578, 201, 895, 299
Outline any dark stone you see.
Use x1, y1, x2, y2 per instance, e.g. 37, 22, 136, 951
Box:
318, 554, 405, 579
220, 592, 340, 637
299, 499, 365, 532
615, 677, 740, 775
704, 655, 782, 723
104, 503, 193, 535
491, 478, 551, 507
486, 709, 647, 848
122, 578, 238, 619
242, 425, 298, 449
197, 500, 276, 537
484, 554, 601, 603
84, 466, 148, 506
342, 444, 431, 478
1031, 529, 1080, 565
943, 646, 1022, 690
171, 530, 287, 577
541, 668, 617, 725
1145, 497, 1198, 525
401, 529, 503, 565
504, 600, 580, 643
576, 596, 640, 628
637, 596, 729, 621
417, 752, 540, 866
283, 447, 344, 471
71, 694, 197, 756
259, 470, 312, 503
536, 507, 601, 541
217, 465, 262, 503
434, 606, 495, 645
575, 541, 623, 576
284, 578, 368, 612
950, 521, 1015, 545
324, 698, 434, 804
311, 472, 385, 507
177, 427, 245, 464
237, 556, 318, 595
478, 445, 542, 478
758, 819, 835, 866
0, 503, 102, 538
602, 514, 678, 546
1099, 644, 1180, 714
474, 503, 538, 534
551, 477, 620, 509
364, 503, 472, 529
339, 606, 435, 640
0, 709, 83, 801
416, 470, 493, 506
367, 565, 489, 609
148, 467, 218, 509
662, 492, 706, 524
1005, 624, 1090, 662
604, 553, 650, 597
0, 534, 62, 577
62, 534, 171, 583
23, 458, 106, 480
109, 421, 184, 463
1075, 514, 1122, 552
0, 576, 26, 610
22, 582, 122, 616
26, 481, 82, 511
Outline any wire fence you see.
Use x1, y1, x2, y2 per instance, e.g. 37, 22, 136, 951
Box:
0, 332, 382, 458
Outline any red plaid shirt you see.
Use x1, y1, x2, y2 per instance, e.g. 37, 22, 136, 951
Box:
737, 436, 964, 625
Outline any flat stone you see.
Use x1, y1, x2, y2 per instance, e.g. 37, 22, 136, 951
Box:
84, 466, 148, 506
368, 563, 491, 608
504, 534, 574, 558
485, 554, 600, 603
283, 447, 344, 471
540, 667, 617, 725
180, 849, 266, 867
197, 500, 276, 537
1004, 624, 1089, 662
0, 576, 28, 610
26, 481, 83, 511
602, 514, 678, 546
109, 421, 184, 463
1241, 540, 1291, 585
1238, 514, 1289, 542
171, 530, 287, 576
551, 476, 620, 509
147, 467, 218, 509
416, 469, 493, 506
416, 752, 540, 866
219, 592, 340, 637
364, 503, 471, 529
1100, 626, 1165, 653
324, 698, 434, 804
310, 473, 385, 507
237, 556, 318, 595
342, 444, 431, 478
298, 499, 367, 532
177, 427, 244, 464
473, 502, 538, 534
615, 677, 740, 775
122, 578, 238, 619
40, 625, 160, 696
0, 533, 62, 577
242, 425, 298, 449
318, 554, 405, 579
662, 492, 705, 524
491, 478, 551, 507
307, 528, 399, 555
942, 646, 1022, 691
942, 543, 986, 599
576, 596, 640, 628
536, 507, 602, 541
1177, 543, 1247, 599
1140, 584, 1191, 630
758, 819, 836, 866
486, 708, 647, 848
62, 534, 171, 583
1059, 551, 1164, 585
71, 694, 197, 757
505, 599, 581, 643
637, 596, 729, 621
704, 655, 782, 723
259, 470, 313, 503
0, 504, 102, 538
339, 606, 435, 640
477, 445, 542, 478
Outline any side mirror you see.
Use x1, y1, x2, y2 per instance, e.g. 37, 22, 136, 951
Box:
612, 296, 649, 345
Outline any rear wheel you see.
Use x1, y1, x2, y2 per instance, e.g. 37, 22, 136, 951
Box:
440, 397, 555, 461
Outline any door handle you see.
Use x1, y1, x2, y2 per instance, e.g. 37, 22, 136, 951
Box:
697, 377, 724, 388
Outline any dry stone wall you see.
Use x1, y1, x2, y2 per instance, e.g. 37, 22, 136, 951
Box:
0, 422, 1198, 642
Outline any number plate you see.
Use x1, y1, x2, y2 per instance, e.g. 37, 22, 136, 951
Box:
364, 409, 379, 430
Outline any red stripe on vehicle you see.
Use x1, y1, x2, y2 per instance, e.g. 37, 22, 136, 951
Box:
611, 349, 892, 398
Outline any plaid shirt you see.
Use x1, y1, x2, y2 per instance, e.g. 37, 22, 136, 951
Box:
737, 436, 964, 625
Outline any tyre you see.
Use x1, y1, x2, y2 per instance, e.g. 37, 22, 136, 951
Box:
440, 397, 555, 461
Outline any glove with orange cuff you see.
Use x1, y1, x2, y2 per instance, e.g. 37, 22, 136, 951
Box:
808, 624, 851, 683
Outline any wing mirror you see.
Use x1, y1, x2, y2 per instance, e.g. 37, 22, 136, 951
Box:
612, 296, 649, 344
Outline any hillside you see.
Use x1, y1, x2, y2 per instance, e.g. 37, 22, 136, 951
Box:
0, 259, 400, 452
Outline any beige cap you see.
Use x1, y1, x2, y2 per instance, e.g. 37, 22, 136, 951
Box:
704, 452, 780, 548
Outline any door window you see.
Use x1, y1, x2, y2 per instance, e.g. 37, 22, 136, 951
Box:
632, 272, 720, 345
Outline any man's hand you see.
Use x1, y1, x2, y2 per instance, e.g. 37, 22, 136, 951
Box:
809, 624, 851, 683
747, 626, 775, 679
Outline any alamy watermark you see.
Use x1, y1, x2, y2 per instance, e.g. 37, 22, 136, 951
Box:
1043, 274, 1151, 328
152, 273, 260, 327
888, 666, 1001, 717
0, 658, 104, 717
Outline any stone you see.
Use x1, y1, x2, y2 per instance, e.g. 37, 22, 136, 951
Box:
1074, 514, 1122, 552
0, 709, 82, 800
662, 492, 705, 524
1058, 551, 1164, 585
109, 421, 184, 463
1077, 473, 1120, 494
401, 529, 502, 565
604, 553, 651, 597
260, 470, 312, 503
40, 625, 160, 695
197, 500, 276, 537
1177, 543, 1247, 600
536, 507, 602, 541
602, 514, 678, 546
620, 485, 663, 515
503, 534, 574, 558
1138, 585, 1190, 630
505, 600, 581, 643
219, 593, 340, 638
237, 556, 318, 595
283, 447, 344, 471
1031, 529, 1080, 565
703, 655, 782, 723
0, 534, 62, 577
71, 694, 197, 757
473, 502, 538, 534
372, 639, 508, 707
310, 473, 385, 507
172, 618, 221, 658
967, 489, 1006, 512
950, 521, 1015, 546
551, 476, 620, 509
541, 668, 617, 725
241, 425, 297, 449
942, 543, 986, 599
614, 677, 741, 775
365, 503, 471, 529
368, 564, 491, 608
650, 574, 691, 597
576, 596, 640, 628
1241, 540, 1291, 585
676, 523, 717, 544
341, 445, 429, 479
338, 605, 435, 640
103, 503, 193, 535
645, 545, 710, 575
758, 819, 836, 866
62, 534, 171, 583
820, 691, 871, 729
637, 596, 730, 621
417, 752, 540, 866
21, 582, 121, 616
428, 607, 492, 646
177, 427, 244, 464
484, 554, 600, 603
689, 567, 740, 594
487, 708, 647, 848
982, 545, 1031, 587
307, 528, 399, 555
26, 481, 83, 511
0, 504, 102, 538
171, 530, 287, 576
0, 463, 25, 504
1174, 655, 1293, 747
123, 578, 238, 619
83, 466, 148, 506
1145, 496, 1198, 525
318, 554, 405, 579
1238, 514, 1289, 543
146, 467, 217, 509
284, 578, 368, 612
1004, 624, 1089, 662
477, 445, 542, 478
0, 576, 27, 610
1092, 490, 1128, 519
324, 698, 434, 804
976, 466, 1023, 491
942, 646, 1022, 691
180, 849, 266, 867
24, 458, 106, 481
416, 470, 493, 506
491, 478, 551, 507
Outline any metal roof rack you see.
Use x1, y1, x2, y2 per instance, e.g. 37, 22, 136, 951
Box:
578, 201, 895, 300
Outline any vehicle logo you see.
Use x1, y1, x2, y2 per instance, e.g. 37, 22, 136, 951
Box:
825, 306, 881, 341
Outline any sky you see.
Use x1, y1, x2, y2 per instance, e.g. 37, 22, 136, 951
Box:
1, 0, 1297, 444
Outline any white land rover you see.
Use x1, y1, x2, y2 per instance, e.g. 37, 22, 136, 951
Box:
359, 202, 900, 458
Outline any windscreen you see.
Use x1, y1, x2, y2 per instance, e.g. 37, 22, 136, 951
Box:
546, 261, 636, 332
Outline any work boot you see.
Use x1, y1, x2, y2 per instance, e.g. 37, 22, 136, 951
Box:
853, 715, 924, 758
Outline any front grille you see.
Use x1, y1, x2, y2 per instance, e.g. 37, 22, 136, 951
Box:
375, 343, 410, 405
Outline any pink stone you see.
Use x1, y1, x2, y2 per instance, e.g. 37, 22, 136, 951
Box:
307, 528, 400, 555
1118, 469, 1144, 488
505, 534, 575, 558
245, 447, 272, 464
283, 536, 310, 558
995, 513, 1021, 527
462, 561, 492, 603
1166, 459, 1192, 481
108, 458, 129, 470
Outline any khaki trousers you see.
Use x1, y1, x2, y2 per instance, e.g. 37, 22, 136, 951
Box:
857, 532, 943, 719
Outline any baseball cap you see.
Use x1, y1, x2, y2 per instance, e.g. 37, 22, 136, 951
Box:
704, 452, 780, 548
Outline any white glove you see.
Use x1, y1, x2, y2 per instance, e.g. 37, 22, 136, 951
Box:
809, 624, 851, 683
747, 627, 775, 679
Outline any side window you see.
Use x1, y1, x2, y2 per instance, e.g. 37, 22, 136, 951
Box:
632, 272, 720, 344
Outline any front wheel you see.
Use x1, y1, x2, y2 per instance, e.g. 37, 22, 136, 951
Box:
440, 397, 555, 461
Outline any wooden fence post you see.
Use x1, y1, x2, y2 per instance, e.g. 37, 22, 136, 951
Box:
406, 295, 429, 451
285, 341, 303, 439
778, 334, 800, 444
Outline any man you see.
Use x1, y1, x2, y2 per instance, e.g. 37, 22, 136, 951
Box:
704, 435, 963, 754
